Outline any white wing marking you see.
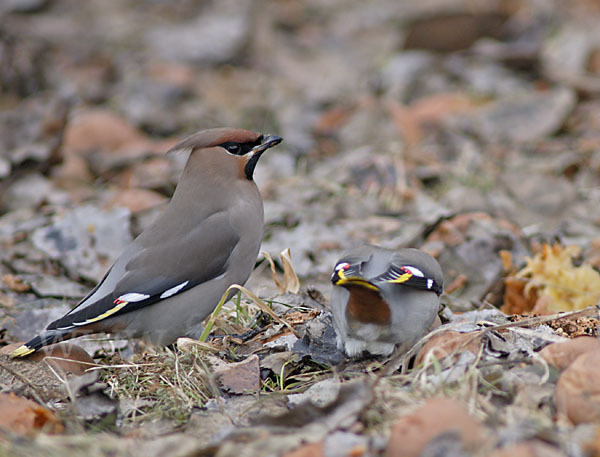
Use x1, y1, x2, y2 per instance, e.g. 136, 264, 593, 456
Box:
404, 266, 424, 277
159, 281, 190, 299
117, 292, 150, 302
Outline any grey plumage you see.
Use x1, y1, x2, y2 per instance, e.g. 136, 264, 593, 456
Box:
13, 128, 282, 357
330, 245, 443, 357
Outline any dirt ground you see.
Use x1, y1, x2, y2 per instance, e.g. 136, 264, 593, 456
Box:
1, 0, 600, 456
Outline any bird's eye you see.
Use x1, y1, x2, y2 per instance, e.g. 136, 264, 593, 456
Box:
226, 144, 240, 154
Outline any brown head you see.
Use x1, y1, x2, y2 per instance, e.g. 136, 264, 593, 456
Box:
167, 128, 283, 181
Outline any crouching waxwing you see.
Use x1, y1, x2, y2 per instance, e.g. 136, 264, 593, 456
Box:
330, 245, 443, 357
12, 128, 282, 357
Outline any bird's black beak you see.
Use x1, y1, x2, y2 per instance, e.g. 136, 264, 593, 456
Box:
244, 134, 283, 180
331, 270, 341, 285
251, 135, 283, 155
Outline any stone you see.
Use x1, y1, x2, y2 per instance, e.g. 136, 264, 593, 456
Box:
31, 205, 132, 282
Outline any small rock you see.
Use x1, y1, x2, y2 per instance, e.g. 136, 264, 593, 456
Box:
115, 80, 190, 135
450, 87, 576, 143
3, 300, 71, 343
287, 379, 342, 408
3, 173, 68, 212
31, 205, 132, 282
385, 397, 486, 457
20, 273, 88, 298
539, 337, 600, 371
214, 354, 260, 394
501, 172, 577, 223
0, 393, 63, 436
0, 96, 69, 171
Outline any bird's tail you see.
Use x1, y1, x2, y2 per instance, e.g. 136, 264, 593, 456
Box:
11, 330, 68, 358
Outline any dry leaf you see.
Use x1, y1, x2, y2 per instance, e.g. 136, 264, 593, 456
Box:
0, 393, 63, 435
555, 350, 600, 424
414, 330, 483, 366
540, 337, 600, 371
2, 274, 31, 293
504, 244, 600, 314
386, 397, 486, 457
262, 249, 300, 294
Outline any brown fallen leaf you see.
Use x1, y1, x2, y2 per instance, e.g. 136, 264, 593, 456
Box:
506, 244, 600, 314
444, 274, 469, 294
0, 393, 63, 436
62, 108, 148, 155
555, 350, 600, 424
410, 92, 480, 125
214, 354, 260, 394
414, 330, 482, 366
2, 274, 31, 293
314, 104, 355, 135
262, 249, 300, 294
540, 336, 600, 371
105, 188, 168, 213
385, 397, 486, 457
427, 212, 522, 247
1, 342, 95, 376
502, 276, 538, 315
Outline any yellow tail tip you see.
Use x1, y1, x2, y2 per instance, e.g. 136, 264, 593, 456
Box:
11, 345, 35, 358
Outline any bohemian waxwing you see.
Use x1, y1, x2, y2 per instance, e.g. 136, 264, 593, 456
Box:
12, 128, 282, 357
330, 245, 443, 357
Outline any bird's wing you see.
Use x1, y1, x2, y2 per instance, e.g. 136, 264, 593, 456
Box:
47, 211, 240, 331
374, 260, 443, 295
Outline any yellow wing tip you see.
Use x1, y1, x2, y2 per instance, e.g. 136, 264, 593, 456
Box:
11, 345, 35, 358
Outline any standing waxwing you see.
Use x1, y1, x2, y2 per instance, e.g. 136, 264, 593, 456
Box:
330, 245, 443, 357
13, 128, 282, 357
